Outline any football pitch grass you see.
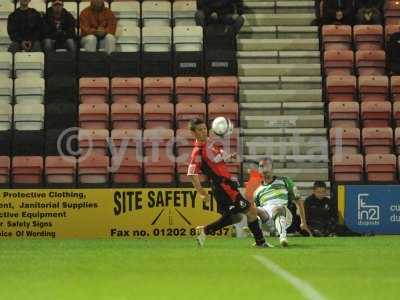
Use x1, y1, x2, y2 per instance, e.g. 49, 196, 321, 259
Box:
0, 236, 399, 300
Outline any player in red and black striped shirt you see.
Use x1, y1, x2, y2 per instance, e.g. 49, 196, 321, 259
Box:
187, 118, 269, 247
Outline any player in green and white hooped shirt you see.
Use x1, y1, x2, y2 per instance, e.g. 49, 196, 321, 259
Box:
253, 157, 312, 247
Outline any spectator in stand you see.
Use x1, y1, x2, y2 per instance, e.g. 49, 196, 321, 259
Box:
322, 0, 355, 25
195, 0, 245, 33
305, 181, 337, 236
42, 0, 77, 53
80, 0, 117, 54
355, 0, 384, 24
7, 0, 42, 53
387, 31, 400, 75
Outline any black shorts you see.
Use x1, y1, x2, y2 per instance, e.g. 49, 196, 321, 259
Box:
212, 183, 250, 215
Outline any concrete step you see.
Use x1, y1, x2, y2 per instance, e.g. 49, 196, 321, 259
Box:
276, 1, 315, 14
240, 89, 322, 102
238, 26, 318, 39
238, 38, 319, 51
280, 76, 322, 89
242, 115, 325, 128
274, 168, 329, 181
243, 140, 328, 155
244, 2, 275, 13
237, 51, 321, 64
239, 63, 321, 76
242, 128, 327, 137
240, 102, 324, 115
245, 13, 315, 26
239, 76, 322, 90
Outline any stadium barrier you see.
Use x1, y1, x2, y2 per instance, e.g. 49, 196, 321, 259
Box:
0, 188, 231, 239
337, 185, 400, 234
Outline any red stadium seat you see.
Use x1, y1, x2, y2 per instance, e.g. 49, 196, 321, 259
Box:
79, 129, 109, 155
332, 154, 364, 182
78, 154, 109, 187
143, 77, 173, 103
176, 103, 206, 129
356, 50, 386, 76
79, 77, 109, 104
385, 1, 400, 25
326, 75, 357, 102
45, 156, 76, 187
358, 76, 389, 102
353, 25, 384, 50
395, 128, 400, 153
362, 127, 394, 154
175, 77, 206, 103
323, 50, 354, 76
12, 156, 43, 187
208, 102, 239, 126
111, 154, 142, 186
365, 154, 397, 182
110, 129, 142, 157
207, 76, 238, 102
393, 102, 400, 126
0, 156, 10, 186
329, 127, 361, 154
111, 77, 141, 103
361, 101, 392, 127
79, 103, 109, 129
329, 102, 360, 128
391, 76, 400, 102
143, 128, 174, 158
144, 155, 175, 187
111, 103, 141, 129
385, 25, 400, 42
322, 25, 352, 50
143, 103, 174, 129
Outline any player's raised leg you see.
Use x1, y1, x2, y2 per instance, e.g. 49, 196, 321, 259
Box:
272, 206, 289, 247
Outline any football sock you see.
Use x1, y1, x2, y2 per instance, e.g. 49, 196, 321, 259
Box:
204, 214, 234, 235
274, 215, 287, 239
248, 219, 266, 246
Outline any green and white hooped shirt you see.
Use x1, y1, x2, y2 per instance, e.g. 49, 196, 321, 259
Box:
253, 176, 300, 207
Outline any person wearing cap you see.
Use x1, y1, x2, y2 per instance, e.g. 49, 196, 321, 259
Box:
7, 0, 42, 53
42, 0, 77, 53
79, 0, 117, 54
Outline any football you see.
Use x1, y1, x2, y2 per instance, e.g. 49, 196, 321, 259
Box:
211, 117, 233, 137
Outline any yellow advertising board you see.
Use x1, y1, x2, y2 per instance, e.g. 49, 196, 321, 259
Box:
0, 189, 230, 239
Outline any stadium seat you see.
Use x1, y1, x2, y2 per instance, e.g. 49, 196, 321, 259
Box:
45, 76, 78, 104
12, 130, 44, 156
144, 155, 175, 187
0, 20, 10, 52
385, 1, 400, 25
78, 154, 109, 187
0, 52, 13, 78
207, 76, 238, 103
361, 101, 392, 127
110, 129, 142, 157
14, 52, 44, 78
362, 127, 394, 154
332, 154, 364, 182
393, 102, 400, 126
329, 127, 361, 154
79, 103, 109, 129
353, 25, 384, 50
111, 103, 141, 129
143, 77, 174, 103
176, 103, 206, 129
111, 77, 141, 103
0, 2, 13, 20
0, 156, 10, 187
358, 76, 389, 102
79, 77, 109, 104
322, 25, 352, 50
79, 129, 109, 156
14, 77, 45, 104
175, 76, 206, 103
208, 102, 239, 126
365, 154, 397, 182
45, 52, 77, 78
111, 154, 142, 187
326, 75, 357, 102
395, 128, 400, 153
143, 128, 174, 157
45, 156, 77, 187
45, 128, 78, 156
115, 24, 140, 52
78, 52, 109, 77
329, 102, 360, 128
173, 1, 196, 26
14, 104, 44, 131
391, 76, 400, 102
23, 0, 46, 13
111, 1, 140, 27
385, 25, 400, 42
12, 156, 44, 187
0, 103, 12, 131
143, 102, 174, 129
142, 1, 171, 27
0, 77, 12, 105
45, 103, 78, 129
0, 131, 11, 155
63, 1, 78, 19
323, 50, 354, 76
356, 50, 386, 76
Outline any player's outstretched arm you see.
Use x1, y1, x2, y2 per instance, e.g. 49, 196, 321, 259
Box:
295, 199, 313, 236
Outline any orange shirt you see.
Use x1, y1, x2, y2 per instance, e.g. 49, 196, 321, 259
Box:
244, 169, 264, 204
79, 6, 116, 37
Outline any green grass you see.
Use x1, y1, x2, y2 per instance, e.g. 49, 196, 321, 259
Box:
0, 236, 399, 300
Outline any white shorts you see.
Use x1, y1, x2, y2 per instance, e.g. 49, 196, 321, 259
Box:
259, 203, 293, 229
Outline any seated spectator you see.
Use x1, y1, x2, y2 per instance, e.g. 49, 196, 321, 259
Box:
387, 31, 400, 75
7, 0, 42, 53
322, 0, 354, 25
80, 0, 116, 54
42, 0, 77, 53
305, 181, 337, 236
195, 0, 245, 33
355, 0, 384, 24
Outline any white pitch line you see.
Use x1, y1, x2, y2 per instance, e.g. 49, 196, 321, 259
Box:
253, 255, 327, 300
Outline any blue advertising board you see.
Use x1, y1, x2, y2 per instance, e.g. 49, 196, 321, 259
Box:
343, 185, 400, 234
